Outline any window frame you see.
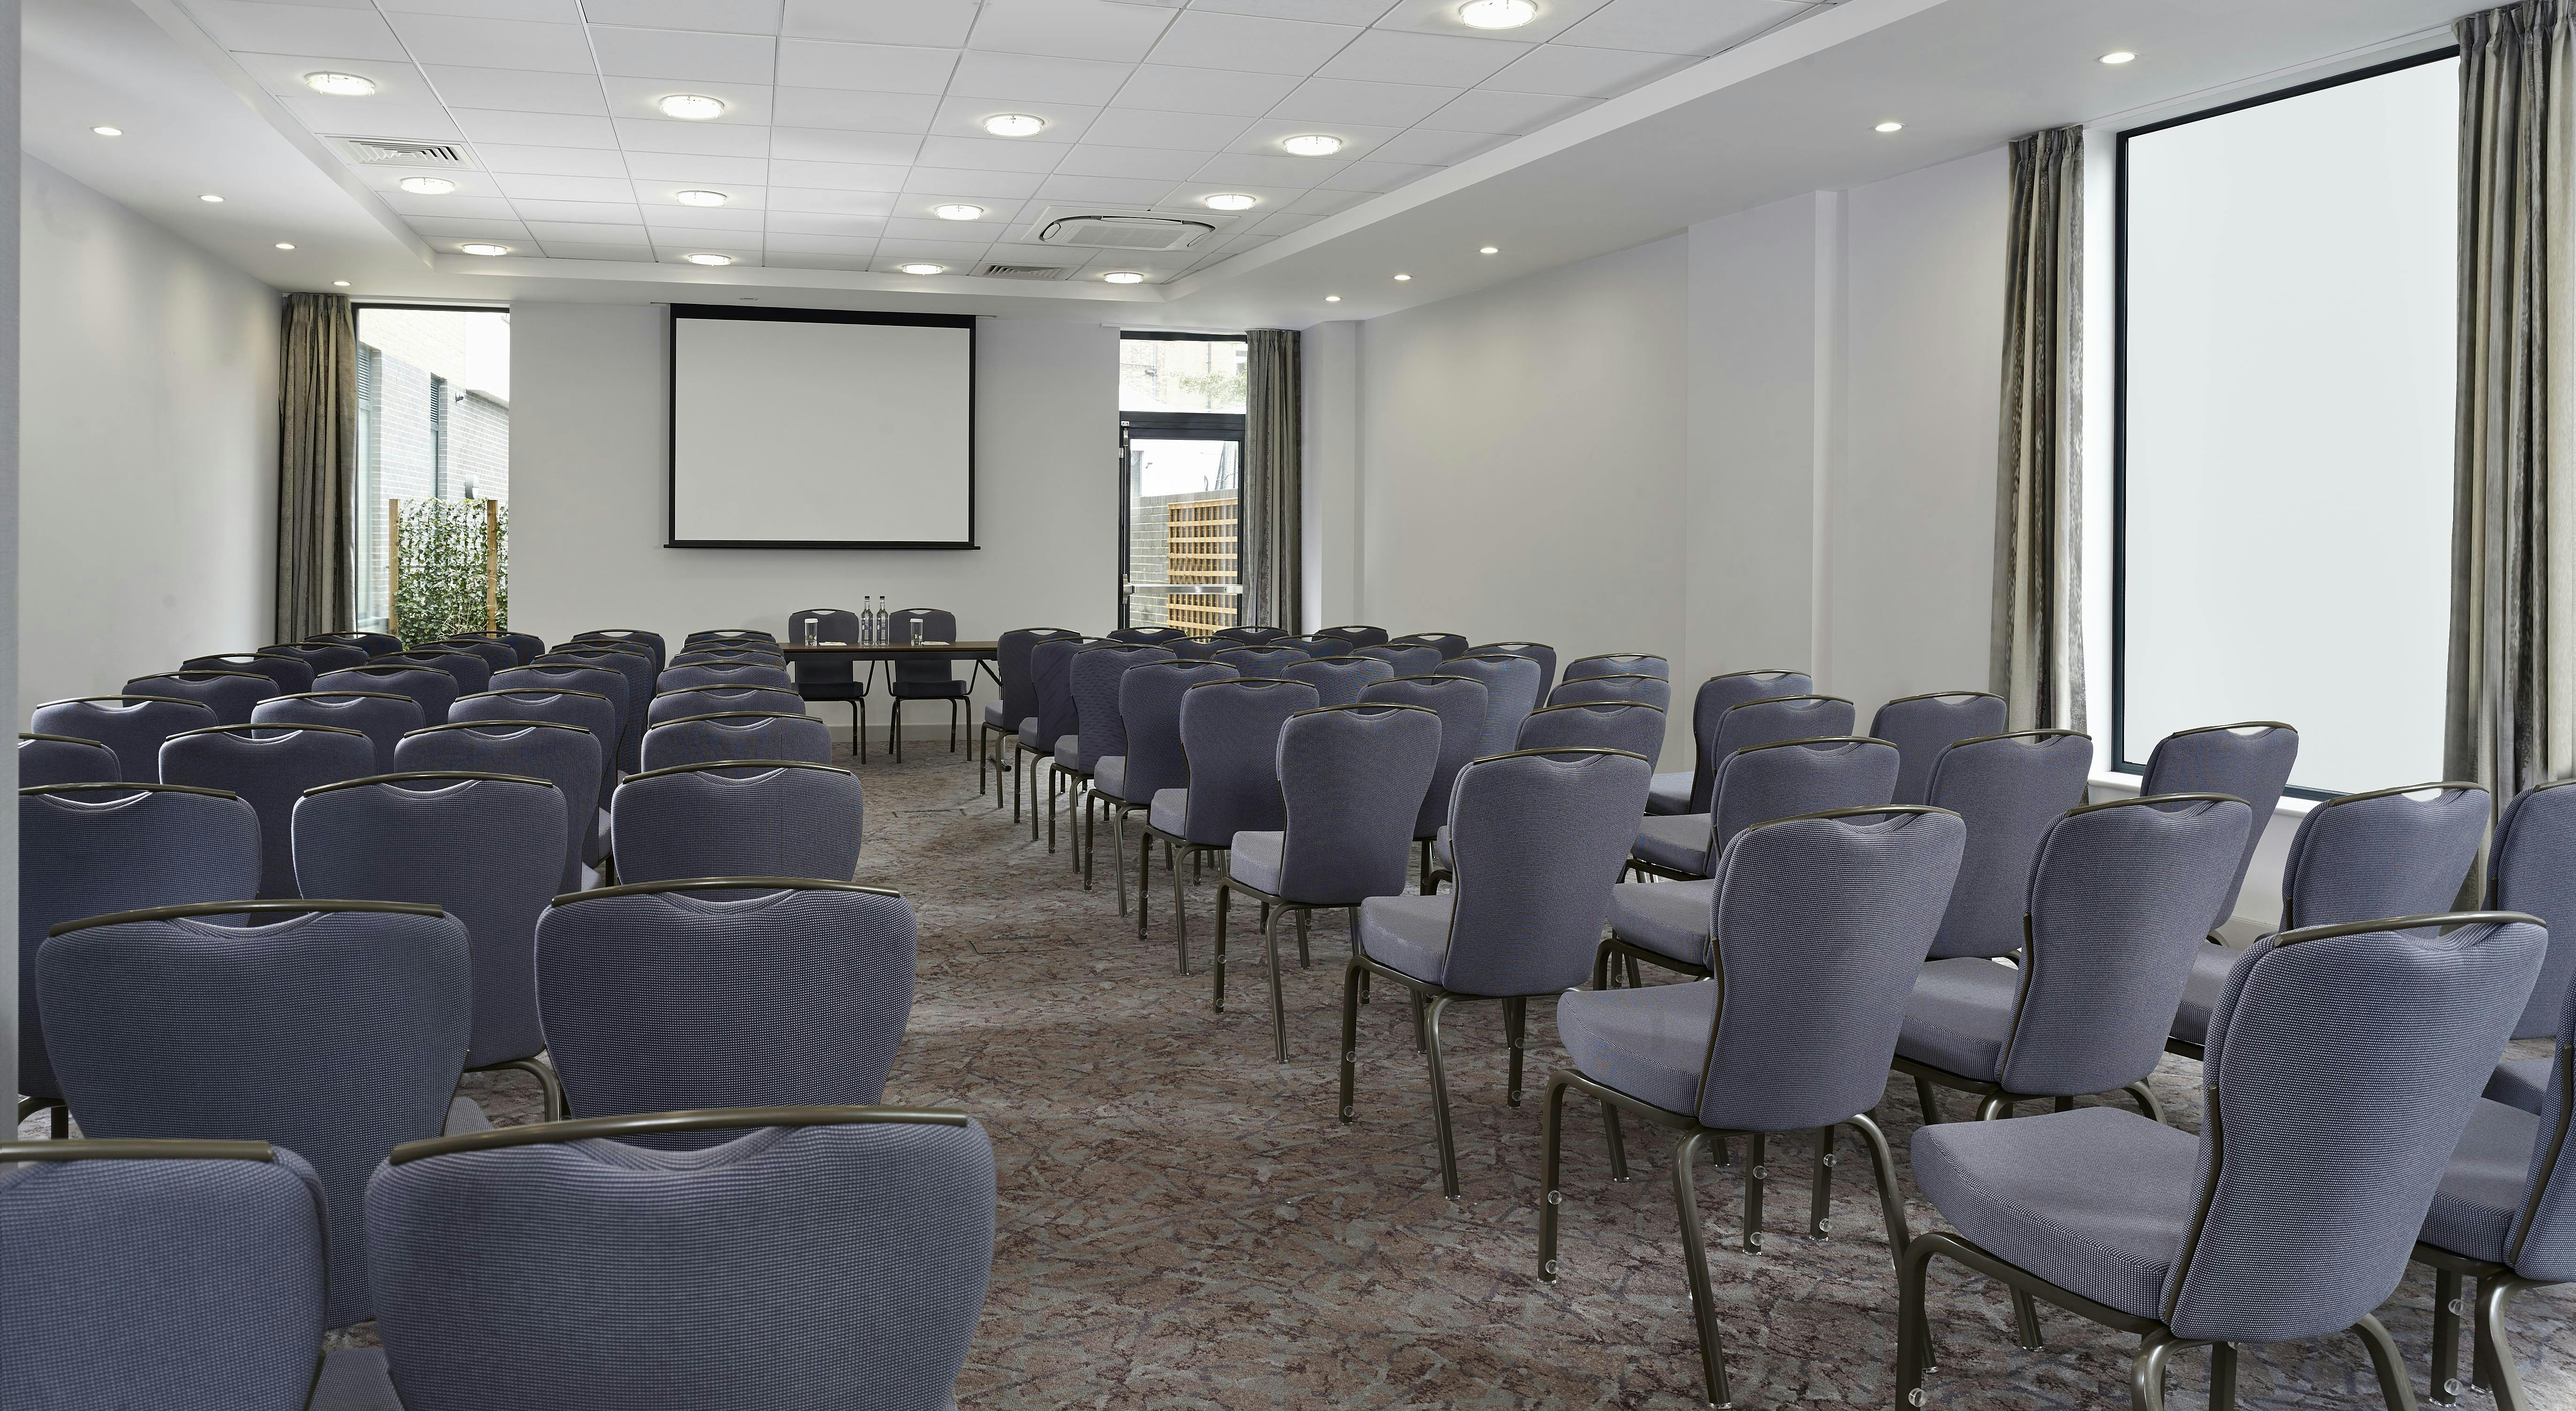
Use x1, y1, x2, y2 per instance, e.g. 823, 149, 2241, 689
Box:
1118, 330, 1248, 631
352, 301, 510, 634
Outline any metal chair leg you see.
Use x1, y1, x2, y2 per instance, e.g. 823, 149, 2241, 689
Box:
2211, 1342, 2239, 1411
889, 697, 903, 761
1503, 996, 1526, 1106
1915, 1074, 1945, 1125
1081, 789, 1095, 888
1263, 904, 1293, 1064
2125, 1079, 2167, 1124
1294, 908, 1310, 969
1170, 841, 1189, 974
1338, 959, 1365, 1122
1809, 1125, 1834, 1239
2132, 1327, 2180, 1411
2473, 1276, 2540, 1411
1844, 1111, 1910, 1270
1045, 765, 1057, 853
490, 1056, 565, 1122
2432, 1268, 2463, 1404
1603, 1100, 1630, 1181
1421, 993, 1460, 1197
1419, 837, 1436, 896
1137, 832, 1155, 939
2011, 1285, 2047, 1351
1538, 1071, 1570, 1282
1742, 1132, 1766, 1253
1897, 1232, 1939, 1404
1669, 1128, 1734, 1409
1211, 883, 1232, 1013
2350, 1312, 2421, 1411
1112, 806, 1130, 915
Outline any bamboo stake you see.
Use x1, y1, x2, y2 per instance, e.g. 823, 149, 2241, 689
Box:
387, 497, 401, 640
483, 498, 501, 632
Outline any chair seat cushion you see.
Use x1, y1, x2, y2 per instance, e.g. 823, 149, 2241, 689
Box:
1646, 771, 1693, 816
2486, 1056, 2551, 1115
1018, 720, 1038, 747
1632, 813, 1714, 875
1149, 788, 1188, 837
2419, 1097, 2538, 1265
983, 701, 1007, 729
1095, 755, 1128, 801
1911, 1107, 2198, 1320
1609, 879, 1716, 966
890, 679, 967, 699
2170, 943, 2239, 1048
1558, 980, 1718, 1115
1896, 957, 2023, 1083
1358, 893, 1454, 984
1054, 734, 1082, 770
1431, 825, 1451, 875
1229, 831, 1284, 893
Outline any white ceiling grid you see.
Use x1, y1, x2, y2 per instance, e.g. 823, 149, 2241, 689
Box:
173, 0, 1832, 281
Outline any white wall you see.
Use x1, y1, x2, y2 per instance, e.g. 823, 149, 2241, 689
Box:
18, 157, 278, 718
510, 303, 1119, 732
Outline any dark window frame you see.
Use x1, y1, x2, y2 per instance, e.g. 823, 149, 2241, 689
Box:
1119, 331, 1247, 631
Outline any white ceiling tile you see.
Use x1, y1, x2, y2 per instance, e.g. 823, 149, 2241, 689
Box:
473, 143, 632, 175
1074, 246, 1198, 272
949, 51, 1134, 106
1055, 144, 1205, 180
229, 50, 432, 101
1369, 0, 1615, 42
1080, 108, 1250, 151
598, 78, 775, 124
403, 215, 533, 238
977, 240, 1081, 263
773, 87, 940, 132
523, 220, 653, 244
927, 97, 1100, 144
892, 193, 1030, 222
495, 172, 638, 202
589, 26, 778, 83
969, 0, 1176, 63
613, 117, 773, 155
1315, 158, 1435, 189
644, 204, 769, 229
1315, 29, 1527, 86
770, 128, 924, 163
917, 135, 1070, 173
899, 167, 1048, 198
1553, 0, 1806, 56
767, 158, 910, 191
623, 151, 770, 182
1145, 11, 1359, 76
884, 216, 1014, 241
653, 246, 765, 264
781, 0, 976, 45
1421, 86, 1592, 133
1226, 116, 1397, 158
1108, 64, 1299, 116
1367, 127, 1502, 164
1249, 209, 1322, 234
578, 0, 783, 33
1033, 173, 1177, 204
771, 186, 913, 215
1480, 41, 1691, 97
451, 109, 620, 147
348, 161, 501, 192
279, 96, 464, 139
872, 238, 994, 260
636, 182, 767, 211
766, 209, 894, 234
537, 242, 659, 260
383, 0, 582, 18
767, 253, 880, 270
1267, 75, 1457, 125
382, 192, 521, 219
1190, 151, 1349, 185
506, 198, 648, 222
1185, 0, 1395, 22
383, 14, 596, 71
763, 232, 881, 254
189, 2, 410, 60
774, 39, 959, 93
1282, 185, 1365, 213
421, 64, 609, 114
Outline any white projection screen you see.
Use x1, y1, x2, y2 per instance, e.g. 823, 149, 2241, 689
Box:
668, 307, 976, 548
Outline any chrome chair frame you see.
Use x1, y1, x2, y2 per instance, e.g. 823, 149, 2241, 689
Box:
2416, 1030, 2571, 1410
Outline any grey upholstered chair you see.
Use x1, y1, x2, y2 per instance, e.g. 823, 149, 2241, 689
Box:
570, 628, 665, 672
366, 1107, 994, 1410
1917, 729, 2096, 963
1389, 631, 1469, 660
0, 1139, 327, 1411
315, 664, 458, 729
252, 690, 425, 771
539, 646, 654, 772
454, 685, 623, 830
1355, 643, 1442, 677
1467, 641, 1557, 699
39, 899, 472, 1328
397, 722, 603, 893
1545, 805, 1965, 1407
491, 665, 629, 778
610, 761, 863, 885
1274, 634, 1352, 658
1212, 625, 1288, 647
306, 630, 400, 657
263, 640, 368, 674
1900, 911, 2544, 1411
1142, 677, 1320, 974
1869, 691, 2009, 805
1064, 643, 1176, 888
1284, 654, 1395, 708
671, 646, 785, 670
1627, 694, 1866, 883
642, 711, 832, 771
660, 660, 794, 694
1344, 747, 1653, 1197
1517, 701, 1666, 767
1649, 669, 1814, 816
1108, 625, 1190, 646
1564, 652, 1669, 683
160, 723, 376, 898
2137, 722, 2300, 939
1211, 645, 1307, 676
1438, 653, 1544, 758
648, 684, 803, 727
1547, 673, 1672, 710
442, 631, 542, 667
186, 652, 317, 695
535, 881, 917, 1139
432, 638, 519, 677
784, 608, 868, 756
296, 773, 567, 1120
2170, 779, 2488, 1059
684, 628, 774, 648
885, 607, 968, 759
1108, 660, 1240, 922
131, 668, 281, 724
1019, 636, 1096, 851
1318, 624, 1390, 649
2486, 780, 2576, 1114
985, 627, 1078, 807
16, 784, 261, 1137
375, 649, 493, 698
1359, 674, 1490, 891
30, 696, 218, 782
1215, 703, 1440, 1061
17, 732, 119, 786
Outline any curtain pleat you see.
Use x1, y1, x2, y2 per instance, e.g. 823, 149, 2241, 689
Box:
1991, 126, 2088, 732
1241, 328, 1302, 634
2448, 1, 2575, 807
275, 292, 357, 642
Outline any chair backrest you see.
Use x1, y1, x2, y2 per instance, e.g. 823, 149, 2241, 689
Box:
685, 628, 775, 646
1355, 643, 1442, 677
1389, 631, 1468, 659
396, 724, 603, 893
430, 639, 518, 674
672, 646, 785, 669
572, 627, 664, 657
30, 697, 219, 781
541, 648, 654, 770
1547, 672, 1672, 711
535, 882, 917, 1140
1108, 625, 1189, 645
786, 610, 862, 686
315, 665, 458, 728
1694, 807, 1967, 1131
1995, 794, 2254, 1095
1210, 646, 1306, 675
251, 691, 426, 771
1437, 654, 1543, 757
1274, 634, 1351, 658
1068, 644, 1176, 770
1028, 637, 1094, 751
2501, 941, 2576, 1282
39, 900, 472, 1327
1681, 670, 1816, 813
887, 608, 962, 686
1212, 625, 1287, 645
115, 671, 277, 727
2139, 722, 2300, 934
17, 732, 120, 786
1114, 661, 1239, 801
444, 630, 543, 667
160, 724, 377, 899
1565, 653, 1669, 683
1284, 655, 1395, 708
2492, 779, 2576, 1040
263, 640, 368, 674
1868, 691, 2010, 806
186, 652, 317, 695
451, 687, 622, 804
1358, 674, 1489, 840
1317, 624, 1390, 649
1468, 641, 1557, 698
612, 761, 864, 885
492, 665, 630, 771
366, 1109, 994, 1410
373, 649, 492, 697
309, 630, 401, 657
2163, 912, 2542, 1343
1516, 701, 1666, 769
1175, 677, 1321, 845
2278, 781, 2489, 931
647, 684, 804, 726
660, 660, 794, 694
1922, 729, 2097, 959
1431, 747, 1653, 996
1699, 735, 1900, 872
643, 711, 833, 770
1271, 704, 1441, 903
995, 628, 1079, 728
0, 1141, 327, 1409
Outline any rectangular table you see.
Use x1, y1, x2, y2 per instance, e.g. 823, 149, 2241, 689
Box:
782, 641, 1002, 762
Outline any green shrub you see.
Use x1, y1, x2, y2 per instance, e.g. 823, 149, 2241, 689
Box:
395, 497, 507, 648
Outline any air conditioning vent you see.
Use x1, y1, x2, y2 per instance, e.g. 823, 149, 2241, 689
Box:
1036, 214, 1216, 250
977, 263, 1074, 280
328, 136, 477, 170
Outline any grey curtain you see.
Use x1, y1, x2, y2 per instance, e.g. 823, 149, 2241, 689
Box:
276, 292, 357, 642
2448, 0, 2574, 807
1241, 327, 1301, 634
1991, 125, 2087, 732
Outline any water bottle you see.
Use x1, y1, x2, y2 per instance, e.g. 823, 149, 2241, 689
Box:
875, 598, 888, 647
863, 596, 877, 646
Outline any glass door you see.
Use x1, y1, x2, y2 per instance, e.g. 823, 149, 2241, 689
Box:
1118, 332, 1247, 636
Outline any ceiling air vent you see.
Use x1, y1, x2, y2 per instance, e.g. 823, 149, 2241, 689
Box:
976, 263, 1074, 280
1034, 214, 1216, 251
327, 136, 477, 170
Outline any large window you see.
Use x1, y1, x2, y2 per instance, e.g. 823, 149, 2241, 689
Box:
1119, 334, 1246, 636
2117, 53, 2458, 796
355, 306, 510, 633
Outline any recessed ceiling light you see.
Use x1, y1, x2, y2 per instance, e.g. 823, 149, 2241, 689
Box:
1874, 121, 1905, 133
684, 253, 733, 266
303, 72, 377, 97
1393, 273, 1412, 281
933, 203, 985, 221
1102, 271, 1145, 284
1282, 133, 1344, 157
1324, 295, 1341, 302
2101, 51, 2137, 65
398, 176, 456, 196
673, 189, 729, 207
90, 125, 121, 137
459, 243, 510, 257
1202, 193, 1259, 211
199, 193, 224, 203
275, 242, 295, 250
333, 280, 350, 287
658, 94, 725, 121
983, 113, 1045, 137
898, 263, 945, 275
1479, 245, 1499, 254
1457, 0, 1538, 29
